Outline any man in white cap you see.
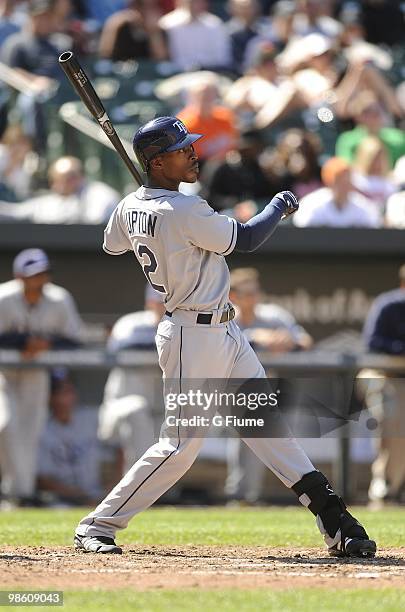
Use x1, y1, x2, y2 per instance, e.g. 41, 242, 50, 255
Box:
0, 248, 82, 506
0, 156, 119, 224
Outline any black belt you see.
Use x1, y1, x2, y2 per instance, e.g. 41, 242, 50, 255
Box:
165, 306, 235, 325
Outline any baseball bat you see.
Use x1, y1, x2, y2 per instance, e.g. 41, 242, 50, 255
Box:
58, 51, 143, 186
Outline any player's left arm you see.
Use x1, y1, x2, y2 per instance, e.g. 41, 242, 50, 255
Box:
185, 197, 238, 256
234, 191, 298, 253
185, 191, 298, 256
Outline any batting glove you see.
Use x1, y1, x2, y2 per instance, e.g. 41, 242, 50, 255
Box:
276, 191, 299, 219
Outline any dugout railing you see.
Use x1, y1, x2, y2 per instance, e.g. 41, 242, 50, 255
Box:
1, 349, 404, 502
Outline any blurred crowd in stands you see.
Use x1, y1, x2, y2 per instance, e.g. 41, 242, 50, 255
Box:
0, 1, 405, 509
0, 0, 403, 226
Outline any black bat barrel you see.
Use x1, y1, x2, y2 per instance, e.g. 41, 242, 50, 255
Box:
59, 51, 143, 185
59, 51, 106, 120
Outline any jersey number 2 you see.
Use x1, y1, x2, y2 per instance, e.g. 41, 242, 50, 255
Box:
137, 244, 166, 293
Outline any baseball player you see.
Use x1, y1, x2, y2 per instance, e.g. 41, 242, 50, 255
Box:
37, 372, 104, 507
0, 249, 82, 505
74, 116, 376, 558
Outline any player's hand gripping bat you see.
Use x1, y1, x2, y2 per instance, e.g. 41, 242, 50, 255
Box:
58, 51, 143, 186
277, 190, 299, 219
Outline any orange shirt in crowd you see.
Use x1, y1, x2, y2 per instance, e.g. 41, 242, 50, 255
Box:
177, 106, 239, 161
159, 0, 175, 13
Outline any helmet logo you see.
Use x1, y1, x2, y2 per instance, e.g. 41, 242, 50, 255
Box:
173, 120, 188, 135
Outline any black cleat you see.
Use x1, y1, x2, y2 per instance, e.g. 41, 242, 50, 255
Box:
329, 537, 377, 559
74, 534, 122, 554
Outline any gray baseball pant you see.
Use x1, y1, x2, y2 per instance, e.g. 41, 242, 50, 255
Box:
77, 314, 315, 538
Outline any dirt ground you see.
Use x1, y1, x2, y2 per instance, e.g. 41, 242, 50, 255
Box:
1, 546, 405, 590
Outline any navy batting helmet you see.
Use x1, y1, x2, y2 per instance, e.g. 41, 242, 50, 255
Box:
132, 116, 202, 172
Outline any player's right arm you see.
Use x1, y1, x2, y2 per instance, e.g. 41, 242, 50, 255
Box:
103, 203, 132, 255
0, 294, 28, 349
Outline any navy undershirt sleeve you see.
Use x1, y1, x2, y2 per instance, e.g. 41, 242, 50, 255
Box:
234, 195, 287, 253
0, 333, 81, 350
364, 301, 405, 354
50, 336, 82, 349
0, 332, 28, 349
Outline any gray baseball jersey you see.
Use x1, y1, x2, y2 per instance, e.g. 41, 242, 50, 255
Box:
103, 187, 237, 312
0, 280, 82, 340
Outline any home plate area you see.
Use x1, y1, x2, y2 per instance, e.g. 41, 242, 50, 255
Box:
1, 546, 404, 591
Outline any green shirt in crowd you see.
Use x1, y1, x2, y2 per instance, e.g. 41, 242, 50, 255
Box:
336, 126, 405, 168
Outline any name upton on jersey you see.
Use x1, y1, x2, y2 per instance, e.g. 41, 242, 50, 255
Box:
125, 209, 159, 238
